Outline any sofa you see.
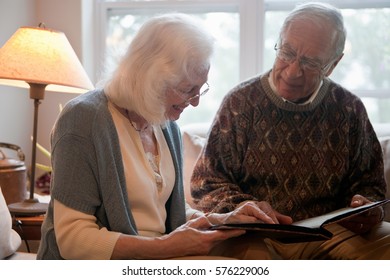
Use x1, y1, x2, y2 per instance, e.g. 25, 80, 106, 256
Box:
2, 122, 389, 260
181, 122, 390, 222
374, 123, 390, 218
0, 188, 36, 260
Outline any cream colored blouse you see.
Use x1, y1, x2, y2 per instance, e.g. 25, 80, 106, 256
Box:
53, 102, 199, 259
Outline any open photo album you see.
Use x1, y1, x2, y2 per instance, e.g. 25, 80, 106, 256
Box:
210, 199, 390, 243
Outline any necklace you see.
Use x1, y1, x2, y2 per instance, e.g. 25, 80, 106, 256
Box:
125, 109, 149, 132
146, 152, 163, 192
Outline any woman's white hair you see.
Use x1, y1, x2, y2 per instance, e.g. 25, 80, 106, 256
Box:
104, 13, 215, 124
280, 2, 346, 58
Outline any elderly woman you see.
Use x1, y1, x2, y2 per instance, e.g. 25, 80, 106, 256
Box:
37, 13, 281, 260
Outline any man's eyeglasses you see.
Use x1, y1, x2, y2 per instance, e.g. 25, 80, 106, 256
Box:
174, 82, 209, 105
274, 43, 334, 73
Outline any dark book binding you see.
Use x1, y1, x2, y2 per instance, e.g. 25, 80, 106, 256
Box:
210, 199, 389, 243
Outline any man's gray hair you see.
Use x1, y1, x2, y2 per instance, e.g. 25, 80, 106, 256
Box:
280, 2, 346, 58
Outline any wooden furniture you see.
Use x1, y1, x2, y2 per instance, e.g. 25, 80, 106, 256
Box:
12, 214, 44, 241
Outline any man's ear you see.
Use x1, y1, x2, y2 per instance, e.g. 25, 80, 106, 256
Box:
324, 53, 344, 77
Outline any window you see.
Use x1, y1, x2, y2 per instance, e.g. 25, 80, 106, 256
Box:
96, 0, 390, 126
97, 0, 245, 126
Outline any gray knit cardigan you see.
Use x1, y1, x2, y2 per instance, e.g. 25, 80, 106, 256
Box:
37, 89, 186, 259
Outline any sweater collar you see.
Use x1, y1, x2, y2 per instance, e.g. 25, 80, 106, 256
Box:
268, 72, 323, 105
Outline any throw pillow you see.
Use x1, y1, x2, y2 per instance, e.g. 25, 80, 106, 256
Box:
379, 137, 390, 222
0, 186, 22, 259
182, 131, 206, 208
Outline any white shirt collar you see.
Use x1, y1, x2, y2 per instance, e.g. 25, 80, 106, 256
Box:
268, 73, 323, 105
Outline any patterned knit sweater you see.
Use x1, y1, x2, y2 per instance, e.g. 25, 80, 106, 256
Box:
191, 71, 386, 221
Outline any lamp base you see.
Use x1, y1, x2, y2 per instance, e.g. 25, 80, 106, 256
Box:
8, 199, 48, 216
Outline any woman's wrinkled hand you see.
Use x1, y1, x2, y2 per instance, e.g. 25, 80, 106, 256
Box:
161, 216, 245, 257
154, 201, 294, 258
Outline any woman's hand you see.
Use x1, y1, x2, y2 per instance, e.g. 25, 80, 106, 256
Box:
207, 201, 293, 225
112, 216, 245, 259
339, 194, 384, 234
159, 216, 245, 257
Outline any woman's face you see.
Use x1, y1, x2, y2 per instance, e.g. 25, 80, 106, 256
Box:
165, 68, 209, 121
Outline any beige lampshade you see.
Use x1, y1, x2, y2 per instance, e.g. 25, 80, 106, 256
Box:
0, 26, 93, 93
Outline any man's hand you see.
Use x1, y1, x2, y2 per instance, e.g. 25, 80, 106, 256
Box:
339, 194, 384, 234
207, 200, 293, 225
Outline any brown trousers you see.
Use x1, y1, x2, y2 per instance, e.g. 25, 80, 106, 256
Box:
209, 222, 390, 260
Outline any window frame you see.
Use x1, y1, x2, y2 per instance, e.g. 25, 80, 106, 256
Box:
263, 0, 390, 99
95, 0, 390, 99
95, 0, 264, 83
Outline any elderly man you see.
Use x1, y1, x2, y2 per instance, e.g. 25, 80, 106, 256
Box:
191, 2, 390, 259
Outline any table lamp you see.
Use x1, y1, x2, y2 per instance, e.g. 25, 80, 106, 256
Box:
0, 24, 94, 215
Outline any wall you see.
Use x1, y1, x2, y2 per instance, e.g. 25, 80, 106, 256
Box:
34, 0, 95, 173
0, 0, 36, 169
0, 0, 94, 185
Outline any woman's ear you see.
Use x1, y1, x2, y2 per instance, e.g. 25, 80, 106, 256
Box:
324, 53, 344, 77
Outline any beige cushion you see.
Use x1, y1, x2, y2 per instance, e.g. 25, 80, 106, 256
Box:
181, 123, 209, 207
374, 123, 390, 139
5, 252, 37, 260
0, 187, 22, 259
379, 137, 390, 222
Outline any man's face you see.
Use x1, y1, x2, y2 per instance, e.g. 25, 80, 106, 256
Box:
272, 19, 338, 102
